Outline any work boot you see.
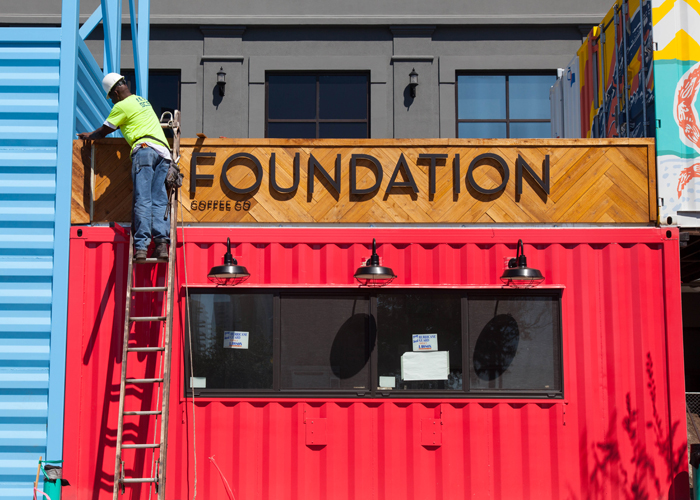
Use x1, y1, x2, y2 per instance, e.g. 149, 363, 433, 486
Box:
134, 249, 148, 261
153, 241, 169, 259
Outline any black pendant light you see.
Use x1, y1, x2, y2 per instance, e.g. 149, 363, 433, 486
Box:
354, 238, 396, 287
500, 239, 544, 287
208, 237, 250, 285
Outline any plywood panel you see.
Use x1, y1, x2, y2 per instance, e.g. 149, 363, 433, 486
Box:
72, 138, 657, 224
71, 140, 91, 224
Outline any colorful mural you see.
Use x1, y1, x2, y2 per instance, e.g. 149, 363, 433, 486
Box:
655, 0, 700, 224
577, 0, 655, 139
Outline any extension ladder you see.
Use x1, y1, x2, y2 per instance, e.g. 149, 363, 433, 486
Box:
113, 110, 181, 500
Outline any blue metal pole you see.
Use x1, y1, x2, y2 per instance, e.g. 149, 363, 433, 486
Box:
101, 0, 122, 74
114, 0, 122, 73
79, 7, 102, 40
137, 0, 150, 98
100, 0, 112, 73
48, 0, 81, 464
128, 0, 140, 95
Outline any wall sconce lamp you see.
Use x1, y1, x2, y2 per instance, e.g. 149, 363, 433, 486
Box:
500, 239, 545, 288
216, 67, 226, 96
208, 237, 249, 285
354, 238, 397, 287
409, 68, 419, 98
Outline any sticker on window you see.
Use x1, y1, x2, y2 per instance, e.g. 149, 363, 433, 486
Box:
379, 376, 396, 389
224, 331, 249, 349
412, 334, 437, 351
190, 377, 206, 388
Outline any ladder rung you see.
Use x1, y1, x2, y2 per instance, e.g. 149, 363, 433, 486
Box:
125, 378, 164, 384
127, 346, 165, 352
122, 478, 158, 483
134, 257, 168, 264
123, 410, 162, 416
129, 316, 166, 322
121, 443, 160, 449
132, 286, 167, 292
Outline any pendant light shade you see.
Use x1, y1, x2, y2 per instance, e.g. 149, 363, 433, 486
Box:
208, 237, 250, 285
500, 239, 544, 288
354, 238, 396, 287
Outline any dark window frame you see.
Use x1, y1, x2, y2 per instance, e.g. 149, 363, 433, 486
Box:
264, 71, 371, 138
455, 71, 556, 138
185, 288, 563, 399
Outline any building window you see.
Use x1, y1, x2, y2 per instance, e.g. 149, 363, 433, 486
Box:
456, 73, 556, 138
186, 290, 562, 398
467, 295, 561, 392
122, 70, 181, 137
376, 293, 463, 391
188, 292, 274, 391
265, 73, 370, 139
281, 295, 372, 390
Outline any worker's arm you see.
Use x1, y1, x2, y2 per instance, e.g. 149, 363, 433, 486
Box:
77, 124, 115, 140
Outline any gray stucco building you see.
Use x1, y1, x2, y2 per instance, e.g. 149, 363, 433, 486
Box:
5, 0, 612, 139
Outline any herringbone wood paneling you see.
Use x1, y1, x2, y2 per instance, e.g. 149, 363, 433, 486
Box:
72, 139, 657, 224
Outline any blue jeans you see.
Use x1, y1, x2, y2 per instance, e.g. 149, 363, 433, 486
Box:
131, 147, 170, 250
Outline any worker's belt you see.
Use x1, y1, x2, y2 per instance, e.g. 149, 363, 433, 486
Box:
133, 134, 171, 152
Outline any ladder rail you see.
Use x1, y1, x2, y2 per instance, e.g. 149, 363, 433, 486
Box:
113, 232, 135, 500
157, 108, 180, 500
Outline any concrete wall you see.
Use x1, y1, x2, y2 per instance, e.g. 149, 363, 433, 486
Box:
83, 24, 583, 138
5, 0, 613, 26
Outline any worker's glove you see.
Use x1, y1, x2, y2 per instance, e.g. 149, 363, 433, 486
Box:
165, 162, 183, 190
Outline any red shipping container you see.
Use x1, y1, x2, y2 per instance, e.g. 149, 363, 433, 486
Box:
63, 226, 689, 500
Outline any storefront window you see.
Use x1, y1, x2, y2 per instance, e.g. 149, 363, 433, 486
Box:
266, 73, 370, 138
467, 295, 561, 392
188, 292, 274, 390
186, 290, 562, 397
376, 293, 462, 390
456, 73, 556, 138
281, 295, 372, 391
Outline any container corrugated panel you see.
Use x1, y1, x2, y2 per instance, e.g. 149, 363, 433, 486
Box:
74, 39, 111, 134
64, 227, 688, 500
0, 29, 60, 500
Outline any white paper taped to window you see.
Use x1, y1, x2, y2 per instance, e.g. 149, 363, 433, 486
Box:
190, 377, 206, 388
401, 351, 449, 381
379, 376, 396, 388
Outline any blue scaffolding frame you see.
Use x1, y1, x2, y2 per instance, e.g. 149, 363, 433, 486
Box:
0, 1, 149, 496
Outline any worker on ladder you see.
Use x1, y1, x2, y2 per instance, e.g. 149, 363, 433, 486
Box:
78, 72, 171, 260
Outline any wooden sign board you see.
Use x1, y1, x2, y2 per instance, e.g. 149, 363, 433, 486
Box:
72, 138, 657, 225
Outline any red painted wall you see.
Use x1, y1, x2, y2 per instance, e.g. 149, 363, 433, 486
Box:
63, 227, 688, 500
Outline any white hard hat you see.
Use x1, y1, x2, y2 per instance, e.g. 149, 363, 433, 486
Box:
102, 72, 125, 97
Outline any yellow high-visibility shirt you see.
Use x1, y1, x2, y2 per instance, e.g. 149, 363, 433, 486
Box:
105, 95, 169, 155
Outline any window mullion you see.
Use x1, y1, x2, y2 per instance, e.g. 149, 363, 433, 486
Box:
370, 294, 378, 397
505, 75, 510, 138
316, 76, 321, 139
273, 292, 281, 392
461, 294, 469, 395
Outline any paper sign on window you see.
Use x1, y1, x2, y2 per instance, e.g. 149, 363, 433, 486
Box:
379, 376, 396, 389
190, 377, 206, 388
401, 351, 449, 381
224, 331, 249, 349
412, 334, 438, 351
